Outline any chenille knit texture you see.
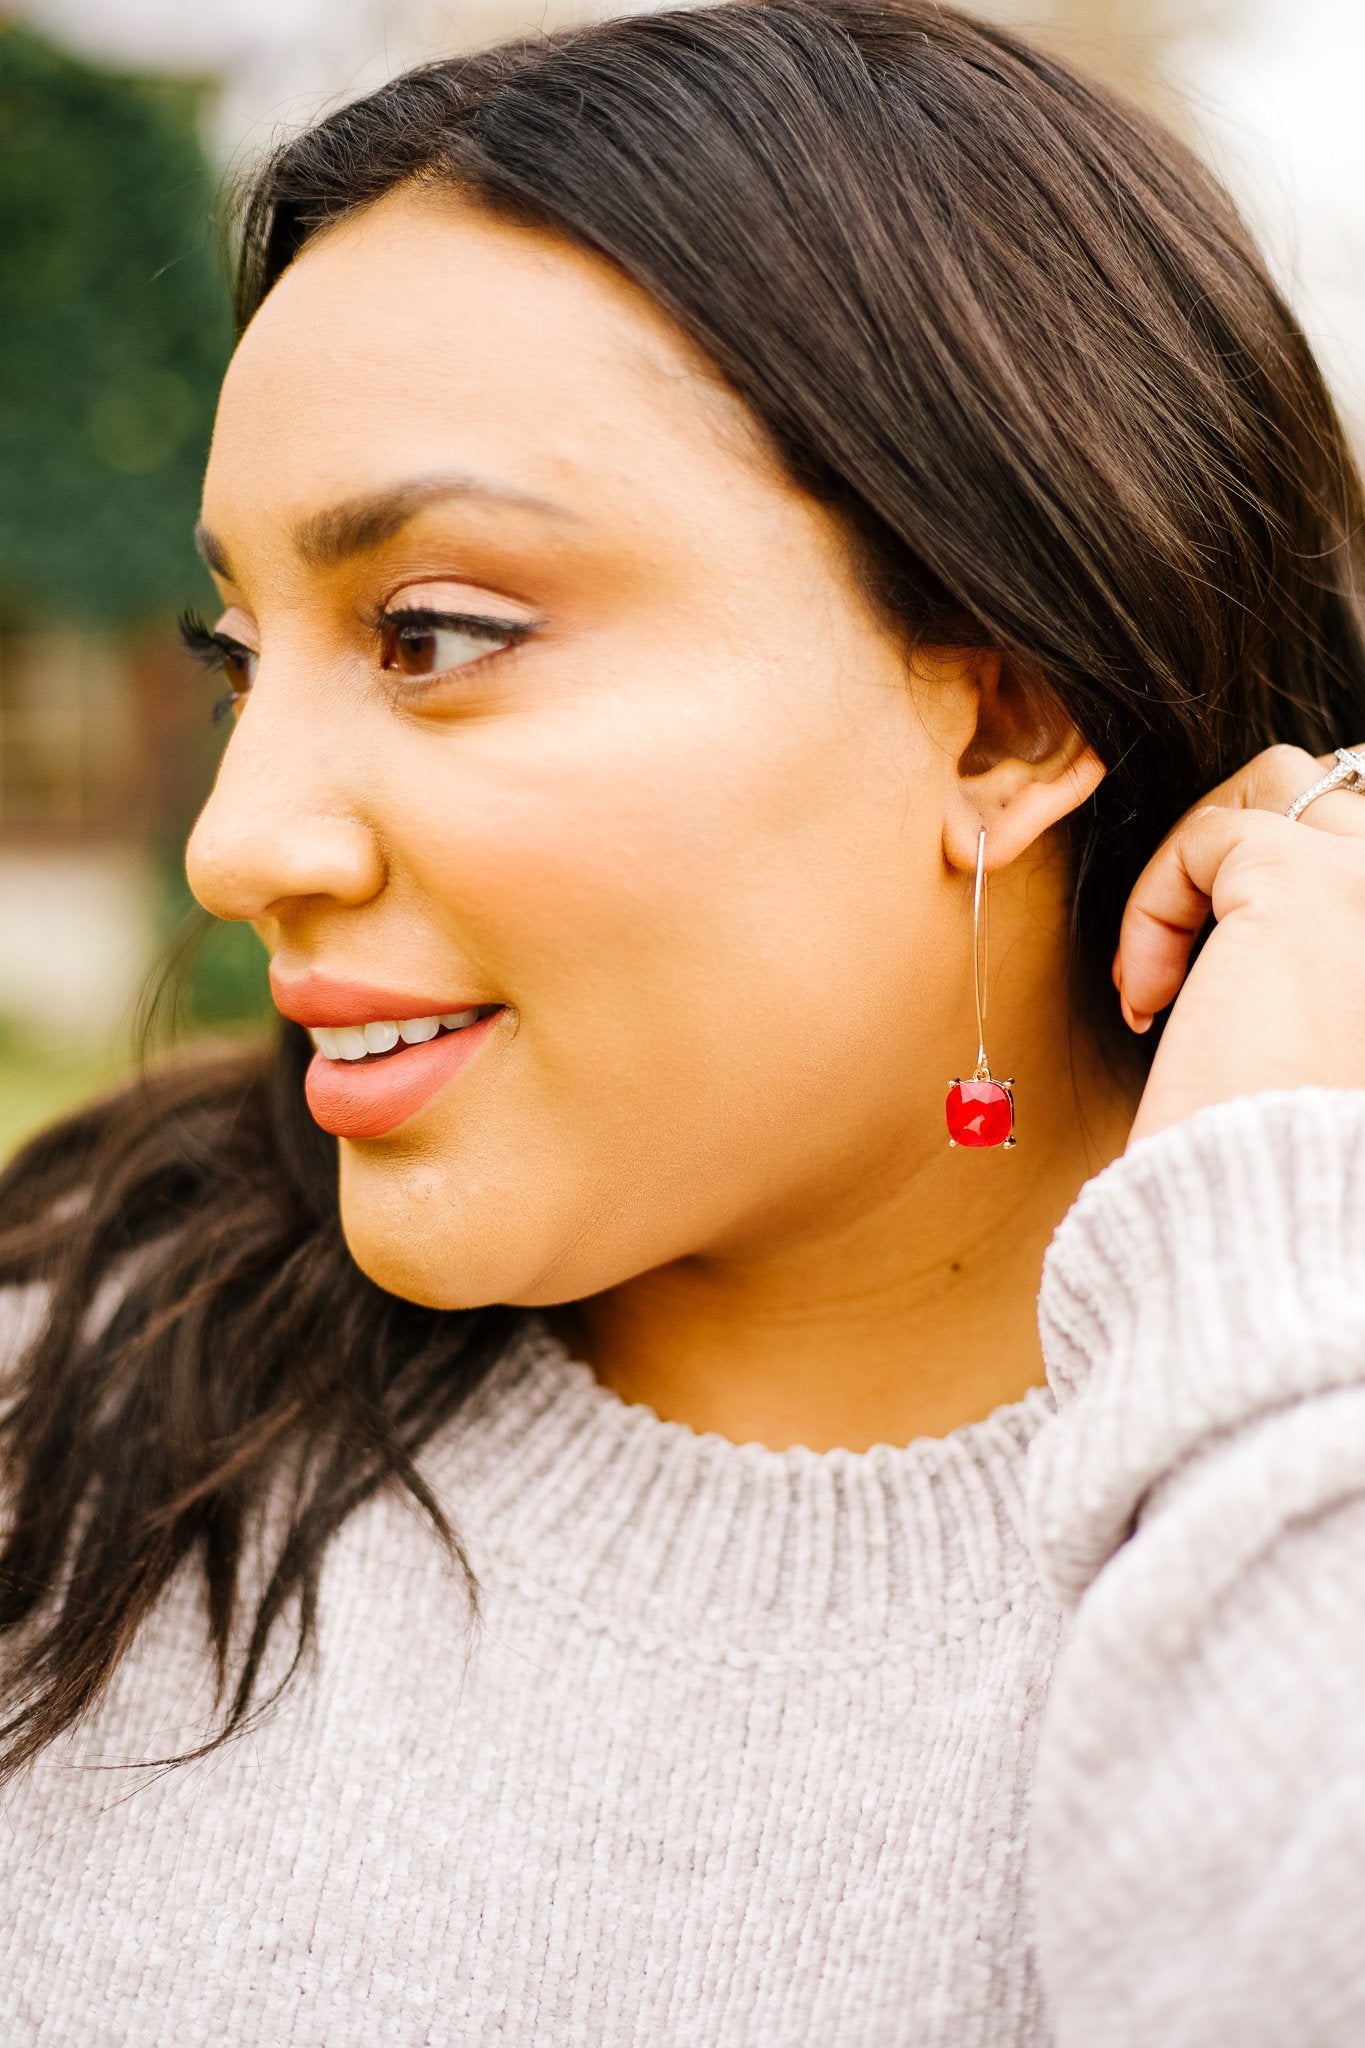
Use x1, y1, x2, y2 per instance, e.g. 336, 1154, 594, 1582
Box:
3, 1087, 1365, 2046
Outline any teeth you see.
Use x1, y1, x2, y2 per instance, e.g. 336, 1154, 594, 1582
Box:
308, 1008, 490, 1060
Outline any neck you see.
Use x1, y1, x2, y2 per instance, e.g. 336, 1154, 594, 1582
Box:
550, 1016, 1144, 1454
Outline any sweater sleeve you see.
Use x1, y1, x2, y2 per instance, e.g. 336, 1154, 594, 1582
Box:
1025, 1086, 1365, 2048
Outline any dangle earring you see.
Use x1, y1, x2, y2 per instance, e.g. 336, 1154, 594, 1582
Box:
945, 826, 1016, 1149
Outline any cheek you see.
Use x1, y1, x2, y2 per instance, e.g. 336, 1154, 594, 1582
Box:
342, 646, 959, 1301
398, 643, 933, 1017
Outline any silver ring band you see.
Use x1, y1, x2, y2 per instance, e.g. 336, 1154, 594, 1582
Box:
1285, 747, 1365, 823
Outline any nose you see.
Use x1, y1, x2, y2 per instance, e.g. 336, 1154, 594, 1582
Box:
185, 698, 386, 925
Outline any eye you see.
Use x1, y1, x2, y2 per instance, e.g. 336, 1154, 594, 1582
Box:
178, 609, 259, 722
377, 607, 529, 681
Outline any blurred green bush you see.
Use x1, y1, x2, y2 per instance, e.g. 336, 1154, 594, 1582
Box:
0, 26, 274, 1160
0, 25, 232, 630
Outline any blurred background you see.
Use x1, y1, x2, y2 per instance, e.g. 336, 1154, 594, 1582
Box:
1, 0, 1362, 1155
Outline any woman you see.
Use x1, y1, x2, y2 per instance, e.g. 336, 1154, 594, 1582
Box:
3, 1, 1365, 2041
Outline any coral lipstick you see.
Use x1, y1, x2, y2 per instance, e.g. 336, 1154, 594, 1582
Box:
302, 1012, 502, 1139
269, 972, 487, 1030
269, 972, 505, 1140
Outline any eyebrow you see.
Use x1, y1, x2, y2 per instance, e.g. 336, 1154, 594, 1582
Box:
193, 521, 233, 578
194, 470, 578, 582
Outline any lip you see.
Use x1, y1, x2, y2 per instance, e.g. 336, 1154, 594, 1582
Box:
303, 1010, 503, 1139
270, 971, 491, 1029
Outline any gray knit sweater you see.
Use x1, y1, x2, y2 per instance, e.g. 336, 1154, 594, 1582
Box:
3, 1087, 1365, 2046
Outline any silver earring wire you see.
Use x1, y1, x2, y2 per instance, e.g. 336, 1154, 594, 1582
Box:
973, 825, 989, 1078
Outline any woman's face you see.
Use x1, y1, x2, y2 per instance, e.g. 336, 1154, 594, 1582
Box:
188, 186, 985, 1308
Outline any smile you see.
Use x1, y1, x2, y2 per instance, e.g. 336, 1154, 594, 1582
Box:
300, 1005, 506, 1139
307, 1006, 498, 1062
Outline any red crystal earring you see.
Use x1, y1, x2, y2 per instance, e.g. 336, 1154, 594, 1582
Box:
945, 826, 1016, 1149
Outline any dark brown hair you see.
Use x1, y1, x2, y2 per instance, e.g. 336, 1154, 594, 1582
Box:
3, 0, 1364, 1781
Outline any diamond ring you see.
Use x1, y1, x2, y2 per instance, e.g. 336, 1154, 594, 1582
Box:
1284, 747, 1365, 824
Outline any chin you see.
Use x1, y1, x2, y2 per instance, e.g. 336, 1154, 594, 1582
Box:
335, 1169, 585, 1312
335, 1198, 500, 1310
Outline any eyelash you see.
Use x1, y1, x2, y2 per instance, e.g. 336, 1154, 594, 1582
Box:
363, 604, 533, 691
177, 604, 533, 724
178, 609, 253, 724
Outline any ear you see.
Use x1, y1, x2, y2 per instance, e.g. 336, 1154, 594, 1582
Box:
929, 647, 1106, 873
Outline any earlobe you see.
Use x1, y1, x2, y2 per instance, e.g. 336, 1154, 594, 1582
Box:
911, 640, 1107, 871
943, 729, 1106, 873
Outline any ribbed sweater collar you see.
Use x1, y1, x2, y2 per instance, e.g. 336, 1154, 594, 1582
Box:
428, 1319, 1055, 1652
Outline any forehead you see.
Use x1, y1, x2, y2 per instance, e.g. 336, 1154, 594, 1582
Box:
206, 184, 769, 532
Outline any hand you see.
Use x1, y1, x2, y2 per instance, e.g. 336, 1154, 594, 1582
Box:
1114, 744, 1365, 1146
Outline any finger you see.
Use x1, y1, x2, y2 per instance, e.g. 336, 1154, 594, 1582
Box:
1110, 743, 1365, 1029
1179, 741, 1365, 830
1286, 741, 1365, 836
1218, 741, 1365, 836
1113, 805, 1292, 1028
